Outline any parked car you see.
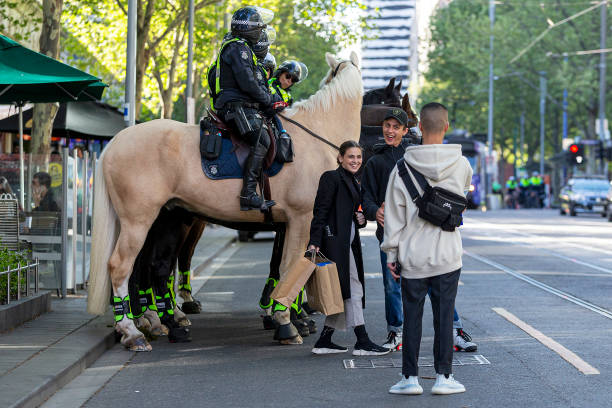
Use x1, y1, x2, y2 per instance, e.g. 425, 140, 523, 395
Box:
559, 176, 610, 217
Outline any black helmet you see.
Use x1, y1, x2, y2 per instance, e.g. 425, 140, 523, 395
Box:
253, 27, 276, 60
273, 60, 309, 84
261, 53, 276, 74
231, 6, 273, 46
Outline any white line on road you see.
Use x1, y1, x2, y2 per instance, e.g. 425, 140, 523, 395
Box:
492, 307, 600, 375
464, 250, 612, 321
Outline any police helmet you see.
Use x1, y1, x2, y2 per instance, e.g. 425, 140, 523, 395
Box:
532, 171, 539, 177
509, 176, 515, 181
261, 53, 277, 74
274, 60, 309, 84
253, 27, 276, 60
231, 6, 274, 46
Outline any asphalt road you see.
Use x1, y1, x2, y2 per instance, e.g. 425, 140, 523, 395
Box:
49, 209, 612, 408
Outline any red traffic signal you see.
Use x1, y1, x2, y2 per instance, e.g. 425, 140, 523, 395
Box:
569, 144, 579, 153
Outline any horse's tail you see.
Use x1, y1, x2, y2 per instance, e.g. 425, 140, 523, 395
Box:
87, 151, 117, 315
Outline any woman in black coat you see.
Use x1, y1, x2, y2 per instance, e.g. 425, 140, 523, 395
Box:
308, 141, 389, 356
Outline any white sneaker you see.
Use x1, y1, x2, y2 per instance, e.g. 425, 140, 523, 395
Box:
431, 374, 466, 395
382, 331, 402, 351
454, 328, 477, 352
389, 375, 423, 395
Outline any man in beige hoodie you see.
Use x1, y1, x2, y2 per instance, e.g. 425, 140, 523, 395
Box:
382, 102, 472, 396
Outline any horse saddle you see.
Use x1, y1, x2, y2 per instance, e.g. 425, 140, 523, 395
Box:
200, 109, 276, 169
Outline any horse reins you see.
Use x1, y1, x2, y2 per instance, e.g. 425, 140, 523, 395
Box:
276, 60, 359, 152
278, 113, 339, 151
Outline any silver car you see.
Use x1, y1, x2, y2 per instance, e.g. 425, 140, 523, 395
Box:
559, 177, 610, 217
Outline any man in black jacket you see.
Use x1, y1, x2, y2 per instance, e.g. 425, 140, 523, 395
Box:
361, 109, 478, 353
361, 109, 412, 351
213, 6, 284, 211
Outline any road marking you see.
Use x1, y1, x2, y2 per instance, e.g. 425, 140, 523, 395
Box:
464, 229, 612, 276
464, 250, 612, 321
492, 307, 599, 375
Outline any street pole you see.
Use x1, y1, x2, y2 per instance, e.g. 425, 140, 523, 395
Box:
186, 0, 195, 125
487, 0, 495, 198
563, 56, 568, 142
124, 0, 136, 127
513, 125, 518, 180
599, 1, 607, 174
520, 109, 525, 171
539, 71, 547, 177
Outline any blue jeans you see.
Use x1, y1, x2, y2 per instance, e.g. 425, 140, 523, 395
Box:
380, 250, 403, 333
381, 249, 463, 332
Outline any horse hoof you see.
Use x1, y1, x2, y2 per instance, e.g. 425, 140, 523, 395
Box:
128, 337, 152, 352
262, 315, 277, 330
151, 324, 169, 337
305, 318, 317, 334
181, 301, 202, 314
291, 319, 310, 337
279, 334, 303, 345
274, 322, 299, 341
168, 327, 192, 343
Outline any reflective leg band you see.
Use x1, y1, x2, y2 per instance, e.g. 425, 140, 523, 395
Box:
140, 288, 157, 312
273, 301, 287, 313
179, 270, 192, 293
291, 287, 304, 314
167, 275, 176, 308
113, 295, 133, 322
259, 277, 278, 309
156, 292, 175, 318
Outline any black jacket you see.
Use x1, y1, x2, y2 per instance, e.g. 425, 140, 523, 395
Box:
361, 139, 411, 242
214, 40, 280, 110
309, 168, 367, 306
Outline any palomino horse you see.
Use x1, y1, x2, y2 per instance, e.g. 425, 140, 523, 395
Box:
87, 51, 363, 351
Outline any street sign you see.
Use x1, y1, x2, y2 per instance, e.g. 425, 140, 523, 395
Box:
595, 118, 610, 139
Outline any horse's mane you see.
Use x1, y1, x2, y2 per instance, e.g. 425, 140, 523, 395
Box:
287, 62, 363, 116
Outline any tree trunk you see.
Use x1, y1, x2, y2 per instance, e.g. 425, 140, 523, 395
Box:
31, 0, 63, 166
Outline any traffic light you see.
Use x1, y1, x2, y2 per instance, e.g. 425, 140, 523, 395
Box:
567, 143, 585, 165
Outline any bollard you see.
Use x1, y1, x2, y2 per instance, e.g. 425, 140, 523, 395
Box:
26, 263, 30, 297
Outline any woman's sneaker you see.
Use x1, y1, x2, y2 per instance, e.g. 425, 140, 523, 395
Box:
312, 337, 348, 354
389, 375, 423, 395
353, 339, 391, 356
382, 331, 402, 351
454, 328, 477, 352
431, 374, 466, 395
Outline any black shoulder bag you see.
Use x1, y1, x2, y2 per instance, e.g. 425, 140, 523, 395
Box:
396, 159, 467, 232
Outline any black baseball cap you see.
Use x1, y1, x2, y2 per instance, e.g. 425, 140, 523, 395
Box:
383, 108, 409, 127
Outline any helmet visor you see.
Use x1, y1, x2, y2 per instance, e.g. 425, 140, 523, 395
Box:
254, 7, 274, 24
264, 26, 276, 44
293, 61, 308, 83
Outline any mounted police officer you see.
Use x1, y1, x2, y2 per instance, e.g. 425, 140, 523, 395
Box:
269, 60, 308, 106
212, 6, 285, 211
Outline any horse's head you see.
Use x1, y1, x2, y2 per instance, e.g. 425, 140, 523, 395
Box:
319, 51, 361, 88
363, 77, 402, 107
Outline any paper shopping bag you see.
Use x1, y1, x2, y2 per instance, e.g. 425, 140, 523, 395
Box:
305, 255, 344, 316
271, 253, 317, 308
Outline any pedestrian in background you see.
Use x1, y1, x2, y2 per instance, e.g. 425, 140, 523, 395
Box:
383, 103, 471, 395
309, 140, 389, 356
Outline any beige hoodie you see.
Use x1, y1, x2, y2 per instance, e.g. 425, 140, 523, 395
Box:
381, 144, 473, 279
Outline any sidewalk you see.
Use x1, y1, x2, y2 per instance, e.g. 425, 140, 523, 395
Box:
0, 225, 236, 408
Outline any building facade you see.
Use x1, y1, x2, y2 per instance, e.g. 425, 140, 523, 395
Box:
361, 0, 418, 92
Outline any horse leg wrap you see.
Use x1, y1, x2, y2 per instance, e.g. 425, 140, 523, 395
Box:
259, 277, 278, 310
156, 293, 174, 319
167, 275, 177, 309
179, 270, 202, 314
178, 270, 192, 293
290, 308, 310, 337
112, 296, 133, 322
139, 288, 157, 314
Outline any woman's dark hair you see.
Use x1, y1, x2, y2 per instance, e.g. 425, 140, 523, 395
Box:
33, 172, 52, 189
337, 140, 362, 165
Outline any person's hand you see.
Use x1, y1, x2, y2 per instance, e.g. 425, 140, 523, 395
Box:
308, 244, 319, 252
273, 101, 288, 112
355, 211, 365, 225
376, 202, 385, 227
387, 262, 400, 280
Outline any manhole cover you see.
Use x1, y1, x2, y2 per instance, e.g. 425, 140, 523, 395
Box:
343, 355, 490, 369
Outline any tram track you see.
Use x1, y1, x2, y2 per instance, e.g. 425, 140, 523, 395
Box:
463, 249, 612, 321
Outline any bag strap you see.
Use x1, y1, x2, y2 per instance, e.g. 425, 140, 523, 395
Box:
396, 159, 420, 203
405, 162, 431, 193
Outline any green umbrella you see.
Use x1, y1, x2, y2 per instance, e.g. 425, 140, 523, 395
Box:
0, 34, 107, 208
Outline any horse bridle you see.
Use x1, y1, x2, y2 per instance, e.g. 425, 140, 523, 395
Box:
276, 59, 360, 151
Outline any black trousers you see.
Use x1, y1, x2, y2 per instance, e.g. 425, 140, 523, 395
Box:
401, 269, 461, 376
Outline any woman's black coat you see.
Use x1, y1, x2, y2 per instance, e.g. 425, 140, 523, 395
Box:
308, 167, 367, 308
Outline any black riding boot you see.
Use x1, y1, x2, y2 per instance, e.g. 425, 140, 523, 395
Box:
240, 144, 276, 211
